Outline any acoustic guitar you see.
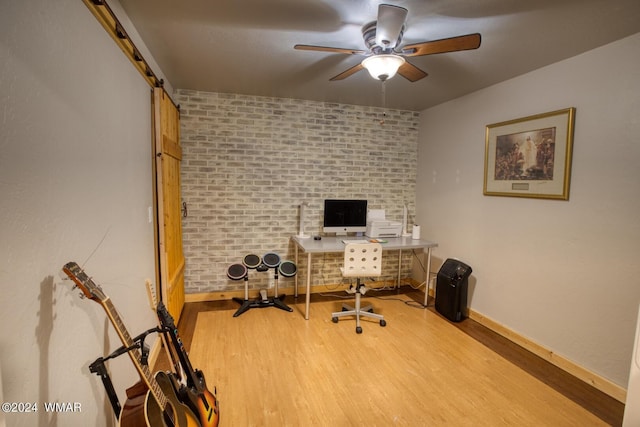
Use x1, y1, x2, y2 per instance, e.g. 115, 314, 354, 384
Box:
62, 262, 200, 427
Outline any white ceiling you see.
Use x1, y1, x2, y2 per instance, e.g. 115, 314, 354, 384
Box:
118, 0, 640, 111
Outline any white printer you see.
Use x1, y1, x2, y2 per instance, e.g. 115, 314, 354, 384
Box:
365, 209, 402, 238
366, 220, 403, 238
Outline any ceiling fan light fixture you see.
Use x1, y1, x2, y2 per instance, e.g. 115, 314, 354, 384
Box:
362, 54, 405, 81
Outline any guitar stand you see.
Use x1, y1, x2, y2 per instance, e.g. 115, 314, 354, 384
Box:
89, 326, 166, 418
233, 270, 293, 317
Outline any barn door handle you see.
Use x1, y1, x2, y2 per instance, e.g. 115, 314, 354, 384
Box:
181, 201, 188, 218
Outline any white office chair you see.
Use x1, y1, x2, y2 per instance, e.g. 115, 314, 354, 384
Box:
331, 242, 387, 333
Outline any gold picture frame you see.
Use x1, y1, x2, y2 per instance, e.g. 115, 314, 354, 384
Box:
484, 107, 576, 200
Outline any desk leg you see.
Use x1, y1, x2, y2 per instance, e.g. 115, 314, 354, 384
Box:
424, 247, 432, 307
294, 244, 299, 298
397, 250, 402, 288
305, 252, 312, 320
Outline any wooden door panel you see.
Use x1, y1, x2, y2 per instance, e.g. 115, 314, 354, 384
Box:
154, 87, 185, 322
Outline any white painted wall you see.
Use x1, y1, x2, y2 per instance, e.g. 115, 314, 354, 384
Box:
0, 1, 167, 425
2, 1, 638, 425
416, 33, 640, 388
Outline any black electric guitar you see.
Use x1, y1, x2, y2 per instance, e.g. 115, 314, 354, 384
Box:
62, 262, 200, 427
156, 301, 219, 427
145, 282, 188, 390
145, 282, 220, 427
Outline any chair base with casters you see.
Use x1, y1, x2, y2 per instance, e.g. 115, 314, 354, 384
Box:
331, 242, 387, 334
331, 278, 386, 333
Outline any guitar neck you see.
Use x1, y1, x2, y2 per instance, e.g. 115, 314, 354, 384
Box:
101, 298, 167, 410
145, 281, 186, 383
157, 303, 200, 389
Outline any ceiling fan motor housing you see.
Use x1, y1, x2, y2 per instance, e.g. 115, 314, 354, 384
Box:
362, 21, 404, 54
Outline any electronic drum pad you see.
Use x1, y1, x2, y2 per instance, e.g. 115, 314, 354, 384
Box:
278, 260, 297, 277
227, 263, 247, 281
242, 254, 261, 269
262, 252, 281, 269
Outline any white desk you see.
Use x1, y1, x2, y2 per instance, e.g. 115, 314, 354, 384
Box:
291, 235, 438, 319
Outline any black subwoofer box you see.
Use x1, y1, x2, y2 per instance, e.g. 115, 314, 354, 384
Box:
435, 258, 473, 322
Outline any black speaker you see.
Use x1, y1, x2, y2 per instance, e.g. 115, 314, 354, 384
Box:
435, 258, 472, 322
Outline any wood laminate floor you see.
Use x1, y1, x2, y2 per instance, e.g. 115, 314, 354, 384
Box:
156, 287, 625, 426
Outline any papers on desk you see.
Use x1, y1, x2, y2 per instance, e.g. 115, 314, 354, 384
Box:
341, 239, 388, 244
341, 239, 370, 244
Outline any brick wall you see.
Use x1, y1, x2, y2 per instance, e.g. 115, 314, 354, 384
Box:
174, 89, 420, 294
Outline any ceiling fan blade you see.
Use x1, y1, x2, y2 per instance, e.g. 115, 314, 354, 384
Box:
376, 4, 408, 49
329, 63, 364, 81
397, 61, 428, 82
402, 33, 481, 57
294, 44, 366, 55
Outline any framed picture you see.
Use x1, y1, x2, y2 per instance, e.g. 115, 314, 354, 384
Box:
484, 107, 576, 200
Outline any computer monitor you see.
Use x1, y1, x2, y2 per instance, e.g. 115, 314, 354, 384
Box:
323, 199, 368, 234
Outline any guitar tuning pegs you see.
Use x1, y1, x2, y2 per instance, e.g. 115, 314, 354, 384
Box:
78, 292, 86, 299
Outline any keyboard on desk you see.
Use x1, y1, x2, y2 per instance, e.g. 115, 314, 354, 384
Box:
341, 239, 371, 244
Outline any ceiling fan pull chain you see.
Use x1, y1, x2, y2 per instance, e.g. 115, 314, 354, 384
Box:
380, 81, 386, 125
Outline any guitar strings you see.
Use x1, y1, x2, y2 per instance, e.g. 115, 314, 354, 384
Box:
61, 225, 112, 289
81, 225, 112, 270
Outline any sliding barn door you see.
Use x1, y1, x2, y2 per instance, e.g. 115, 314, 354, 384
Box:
153, 87, 186, 322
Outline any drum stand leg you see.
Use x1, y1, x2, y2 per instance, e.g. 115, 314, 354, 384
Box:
271, 273, 293, 312
232, 276, 253, 317
232, 271, 293, 316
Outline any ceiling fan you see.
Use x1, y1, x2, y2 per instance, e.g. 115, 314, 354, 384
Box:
294, 4, 481, 82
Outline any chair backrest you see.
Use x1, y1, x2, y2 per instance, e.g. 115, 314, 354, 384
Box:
342, 242, 382, 278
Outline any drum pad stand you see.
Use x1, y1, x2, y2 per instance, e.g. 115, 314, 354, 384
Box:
232, 268, 293, 317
